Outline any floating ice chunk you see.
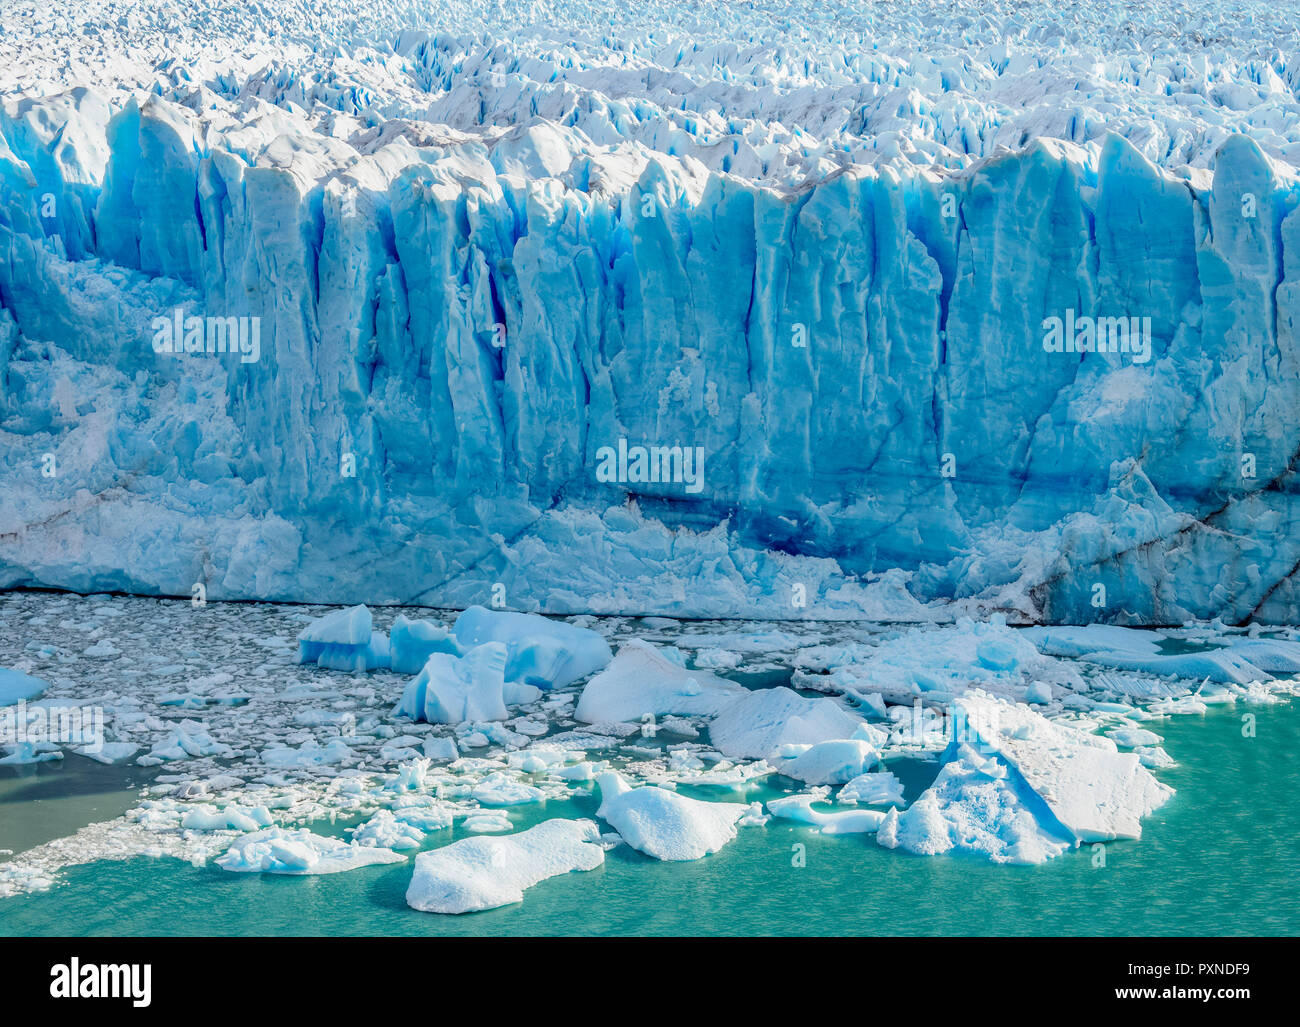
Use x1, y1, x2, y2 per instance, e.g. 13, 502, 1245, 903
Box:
387, 758, 432, 792
1134, 746, 1177, 769
352, 811, 426, 850
876, 742, 1073, 864
181, 804, 273, 833
297, 606, 390, 671
0, 741, 62, 765
767, 794, 885, 834
471, 771, 544, 806
216, 827, 406, 875
0, 668, 48, 706
74, 741, 139, 764
260, 738, 354, 768
390, 615, 466, 674
406, 819, 605, 914
595, 771, 750, 861
776, 738, 878, 785
708, 686, 864, 760
1026, 626, 1266, 683
461, 813, 513, 833
575, 639, 743, 724
1225, 638, 1300, 674
839, 771, 906, 806
422, 736, 459, 762
1107, 726, 1163, 748
956, 692, 1174, 843
394, 643, 509, 725
142, 720, 233, 763
453, 606, 612, 689
1025, 682, 1053, 704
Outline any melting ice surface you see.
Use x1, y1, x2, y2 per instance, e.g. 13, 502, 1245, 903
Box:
2, 592, 1299, 915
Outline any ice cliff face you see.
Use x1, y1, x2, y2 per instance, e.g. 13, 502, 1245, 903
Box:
3, 0, 1300, 622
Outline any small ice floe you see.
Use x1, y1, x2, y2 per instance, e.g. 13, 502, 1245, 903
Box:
1025, 625, 1269, 683
260, 738, 354, 769
594, 771, 754, 860
451, 606, 612, 689
351, 811, 426, 850
708, 686, 865, 760
297, 605, 390, 672
138, 720, 234, 764
0, 667, 49, 706
216, 828, 407, 875
838, 771, 906, 806
471, 771, 544, 807
768, 793, 886, 834
575, 639, 743, 723
181, 804, 274, 833
406, 819, 605, 913
773, 738, 879, 785
74, 741, 139, 765
0, 741, 63, 765
461, 812, 513, 833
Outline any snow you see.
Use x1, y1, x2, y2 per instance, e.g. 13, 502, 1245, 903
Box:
575, 639, 743, 724
216, 828, 407, 874
405, 818, 605, 914
595, 771, 752, 860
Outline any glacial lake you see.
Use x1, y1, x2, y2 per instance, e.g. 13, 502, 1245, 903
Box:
2, 701, 1296, 936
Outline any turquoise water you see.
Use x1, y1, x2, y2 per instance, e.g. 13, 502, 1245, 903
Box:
2, 702, 1297, 936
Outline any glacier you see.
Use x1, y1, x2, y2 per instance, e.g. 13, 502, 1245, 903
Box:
2, 0, 1300, 622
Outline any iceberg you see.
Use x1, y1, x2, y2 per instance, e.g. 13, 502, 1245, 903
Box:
452, 607, 611, 689
575, 639, 744, 725
393, 643, 510, 725
953, 694, 1174, 843
297, 606, 390, 672
595, 771, 751, 861
405, 818, 605, 914
708, 687, 866, 761
881, 691, 1174, 863
390, 615, 465, 675
775, 739, 879, 786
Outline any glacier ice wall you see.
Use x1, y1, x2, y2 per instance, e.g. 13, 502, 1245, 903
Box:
3, 1, 1300, 622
